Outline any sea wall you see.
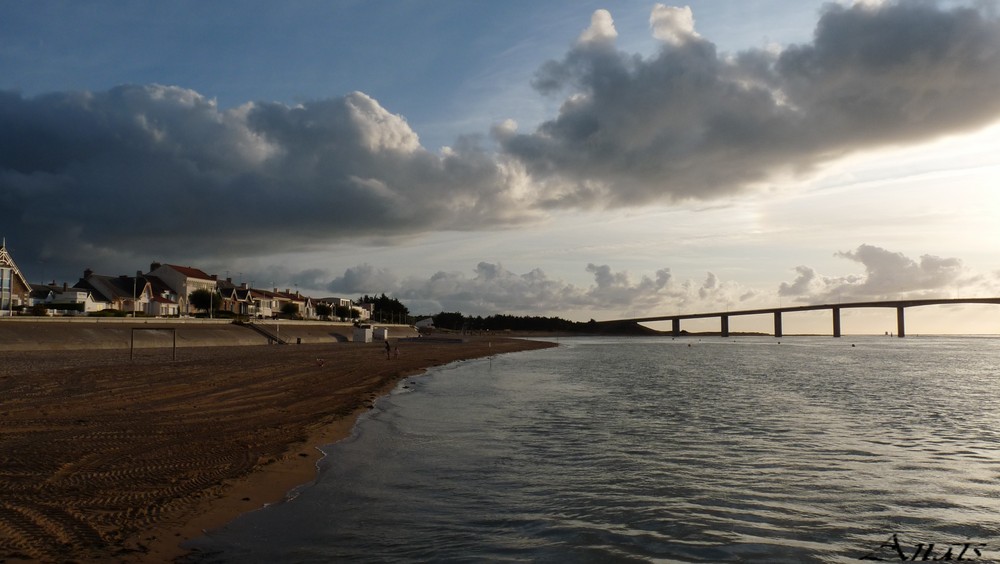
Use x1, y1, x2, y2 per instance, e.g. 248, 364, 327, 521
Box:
0, 319, 418, 351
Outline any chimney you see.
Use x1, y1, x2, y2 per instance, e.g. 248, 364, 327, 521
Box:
84, 268, 93, 279
150, 262, 161, 272
226, 277, 232, 283
137, 270, 142, 278
241, 282, 248, 289
63, 282, 67, 290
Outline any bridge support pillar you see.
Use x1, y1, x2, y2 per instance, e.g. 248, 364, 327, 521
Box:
773, 311, 783, 338
897, 307, 906, 338
720, 315, 729, 338
832, 306, 841, 338
672, 318, 681, 337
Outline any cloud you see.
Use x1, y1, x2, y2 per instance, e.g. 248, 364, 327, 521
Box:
777, 244, 975, 302
577, 9, 618, 46
246, 245, 983, 320
778, 265, 820, 297
306, 260, 757, 319
501, 1, 1000, 206
323, 261, 681, 316
3, 2, 999, 281
0, 86, 537, 274
327, 263, 399, 295
649, 4, 700, 46
832, 244, 964, 297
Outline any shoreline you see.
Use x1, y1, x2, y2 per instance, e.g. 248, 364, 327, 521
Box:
137, 364, 421, 563
0, 336, 555, 562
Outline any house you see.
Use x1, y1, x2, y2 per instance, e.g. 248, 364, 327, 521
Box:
146, 263, 217, 315
30, 282, 102, 315
249, 288, 281, 319
0, 240, 31, 316
74, 270, 153, 314
147, 294, 180, 317
143, 275, 180, 316
274, 289, 312, 319
218, 278, 255, 318
260, 288, 309, 319
318, 297, 360, 321
357, 302, 374, 320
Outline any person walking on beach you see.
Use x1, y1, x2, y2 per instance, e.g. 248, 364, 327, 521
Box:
385, 340, 391, 360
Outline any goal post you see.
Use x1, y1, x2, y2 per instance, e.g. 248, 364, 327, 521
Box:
130, 327, 177, 361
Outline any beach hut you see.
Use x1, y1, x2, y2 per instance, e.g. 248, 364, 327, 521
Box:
353, 324, 373, 343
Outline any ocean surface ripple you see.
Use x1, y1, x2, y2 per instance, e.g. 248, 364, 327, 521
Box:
186, 336, 1000, 563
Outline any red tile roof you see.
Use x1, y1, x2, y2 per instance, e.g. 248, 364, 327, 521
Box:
163, 264, 213, 280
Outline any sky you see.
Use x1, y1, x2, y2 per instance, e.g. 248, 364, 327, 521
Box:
2, 0, 1000, 333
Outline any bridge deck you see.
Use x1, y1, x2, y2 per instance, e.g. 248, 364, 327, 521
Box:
616, 298, 1000, 324
604, 297, 1000, 337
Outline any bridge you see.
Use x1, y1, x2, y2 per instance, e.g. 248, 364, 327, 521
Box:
610, 297, 1000, 338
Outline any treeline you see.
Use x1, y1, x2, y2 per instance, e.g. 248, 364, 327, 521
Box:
431, 312, 599, 332
359, 294, 409, 322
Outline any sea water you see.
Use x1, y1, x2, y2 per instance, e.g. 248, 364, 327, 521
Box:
184, 336, 1000, 562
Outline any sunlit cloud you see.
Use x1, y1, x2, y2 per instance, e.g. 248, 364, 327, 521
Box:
777, 244, 991, 303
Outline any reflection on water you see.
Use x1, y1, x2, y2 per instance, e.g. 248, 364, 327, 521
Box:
186, 336, 1000, 563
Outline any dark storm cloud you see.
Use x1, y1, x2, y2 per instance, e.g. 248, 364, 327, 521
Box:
500, 1, 1000, 206
0, 86, 530, 275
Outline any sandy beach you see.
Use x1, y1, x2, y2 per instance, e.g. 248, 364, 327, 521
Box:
0, 332, 554, 562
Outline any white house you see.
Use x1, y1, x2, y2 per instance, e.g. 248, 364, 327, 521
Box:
147, 263, 217, 315
30, 283, 103, 315
0, 241, 30, 316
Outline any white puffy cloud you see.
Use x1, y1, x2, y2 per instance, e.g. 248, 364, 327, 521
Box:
649, 4, 700, 46
577, 9, 618, 46
777, 244, 976, 302
343, 92, 421, 153
833, 245, 964, 297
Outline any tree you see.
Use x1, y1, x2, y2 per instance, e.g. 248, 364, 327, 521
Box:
335, 304, 353, 320
433, 311, 466, 331
358, 293, 409, 323
315, 303, 333, 320
189, 289, 222, 314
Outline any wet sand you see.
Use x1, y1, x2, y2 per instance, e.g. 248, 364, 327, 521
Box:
0, 337, 554, 562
